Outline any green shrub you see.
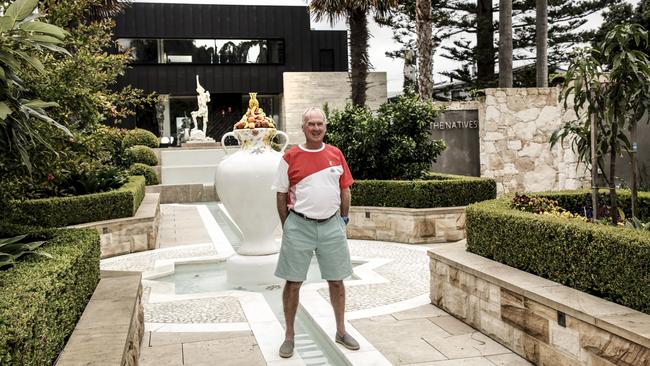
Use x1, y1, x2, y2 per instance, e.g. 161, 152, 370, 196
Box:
0, 228, 100, 365
122, 128, 159, 149
77, 126, 128, 166
128, 164, 159, 185
125, 145, 158, 166
534, 189, 650, 220
352, 173, 496, 208
6, 176, 145, 228
325, 94, 446, 180
466, 196, 650, 314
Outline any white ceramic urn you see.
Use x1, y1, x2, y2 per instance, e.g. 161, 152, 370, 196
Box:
215, 128, 288, 256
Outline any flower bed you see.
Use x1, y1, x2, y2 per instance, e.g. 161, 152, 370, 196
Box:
352, 173, 497, 208
5, 176, 146, 228
466, 191, 650, 314
0, 227, 100, 365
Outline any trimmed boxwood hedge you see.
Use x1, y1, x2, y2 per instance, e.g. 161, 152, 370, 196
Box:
128, 163, 159, 185
6, 176, 145, 228
466, 193, 650, 314
0, 227, 100, 365
351, 173, 497, 208
125, 144, 158, 166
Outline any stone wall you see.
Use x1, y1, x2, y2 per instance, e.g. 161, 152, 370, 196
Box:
282, 72, 387, 145
347, 206, 465, 243
481, 88, 589, 193
73, 193, 160, 258
429, 244, 650, 366
56, 271, 144, 366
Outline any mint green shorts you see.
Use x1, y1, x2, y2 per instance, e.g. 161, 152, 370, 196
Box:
275, 211, 353, 282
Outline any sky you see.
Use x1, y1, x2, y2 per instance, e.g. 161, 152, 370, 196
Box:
131, 0, 633, 96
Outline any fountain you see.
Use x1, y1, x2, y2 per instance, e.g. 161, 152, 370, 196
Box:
215, 93, 288, 286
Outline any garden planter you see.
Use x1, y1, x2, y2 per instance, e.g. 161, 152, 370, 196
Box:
215, 128, 288, 255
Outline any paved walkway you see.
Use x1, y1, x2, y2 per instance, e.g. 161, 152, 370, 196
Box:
101, 203, 531, 366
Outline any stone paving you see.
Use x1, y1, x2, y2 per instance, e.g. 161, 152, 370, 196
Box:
101, 203, 531, 365
144, 297, 246, 324
352, 305, 530, 366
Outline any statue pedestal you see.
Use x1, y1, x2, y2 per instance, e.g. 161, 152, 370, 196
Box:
189, 129, 215, 142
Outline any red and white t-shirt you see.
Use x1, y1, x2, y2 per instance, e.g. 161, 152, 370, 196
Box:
272, 144, 354, 219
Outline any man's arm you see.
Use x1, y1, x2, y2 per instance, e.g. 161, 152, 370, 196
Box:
277, 192, 289, 226
340, 187, 351, 217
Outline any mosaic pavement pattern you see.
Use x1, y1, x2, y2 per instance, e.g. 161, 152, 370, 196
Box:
318, 240, 429, 312
144, 296, 246, 323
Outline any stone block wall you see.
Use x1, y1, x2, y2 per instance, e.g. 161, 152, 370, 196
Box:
429, 245, 650, 366
282, 72, 387, 145
74, 193, 161, 258
348, 206, 466, 244
481, 88, 589, 193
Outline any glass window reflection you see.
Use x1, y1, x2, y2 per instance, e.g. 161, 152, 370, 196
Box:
118, 38, 284, 65
117, 38, 158, 64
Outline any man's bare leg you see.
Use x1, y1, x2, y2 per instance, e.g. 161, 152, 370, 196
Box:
327, 280, 346, 336
283, 281, 302, 340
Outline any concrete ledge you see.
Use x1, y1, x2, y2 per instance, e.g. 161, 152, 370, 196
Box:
73, 193, 161, 258
146, 183, 217, 203
56, 270, 144, 366
428, 243, 650, 365
348, 206, 466, 244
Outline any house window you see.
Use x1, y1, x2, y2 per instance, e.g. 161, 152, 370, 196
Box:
117, 38, 285, 65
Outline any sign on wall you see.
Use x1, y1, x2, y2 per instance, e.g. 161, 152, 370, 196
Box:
430, 109, 480, 177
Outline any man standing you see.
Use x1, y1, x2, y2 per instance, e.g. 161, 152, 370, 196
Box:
271, 107, 359, 358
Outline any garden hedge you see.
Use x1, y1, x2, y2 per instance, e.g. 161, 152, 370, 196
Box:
128, 163, 159, 185
122, 128, 159, 149
125, 144, 158, 166
0, 228, 100, 365
466, 194, 650, 314
6, 176, 145, 228
352, 173, 496, 208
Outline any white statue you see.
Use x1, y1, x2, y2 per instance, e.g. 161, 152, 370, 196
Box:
190, 75, 212, 141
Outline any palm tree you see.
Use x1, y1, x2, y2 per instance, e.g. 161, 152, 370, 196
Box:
416, 0, 433, 99
498, 0, 513, 87
311, 0, 397, 107
536, 0, 548, 87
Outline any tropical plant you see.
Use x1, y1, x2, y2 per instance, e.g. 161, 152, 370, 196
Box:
626, 217, 650, 231
0, 234, 51, 269
0, 0, 71, 172
310, 0, 397, 108
552, 24, 650, 224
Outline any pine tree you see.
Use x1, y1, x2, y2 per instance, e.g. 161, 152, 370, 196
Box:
380, 0, 619, 89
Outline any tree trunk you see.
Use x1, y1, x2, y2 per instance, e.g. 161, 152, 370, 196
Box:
536, 0, 548, 87
348, 8, 369, 108
476, 0, 495, 87
416, 0, 433, 100
609, 124, 619, 225
498, 0, 513, 87
630, 123, 638, 218
590, 110, 599, 221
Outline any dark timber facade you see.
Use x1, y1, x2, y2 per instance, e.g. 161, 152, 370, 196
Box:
113, 3, 348, 141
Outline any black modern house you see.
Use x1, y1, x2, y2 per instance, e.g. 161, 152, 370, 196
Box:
113, 2, 348, 141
